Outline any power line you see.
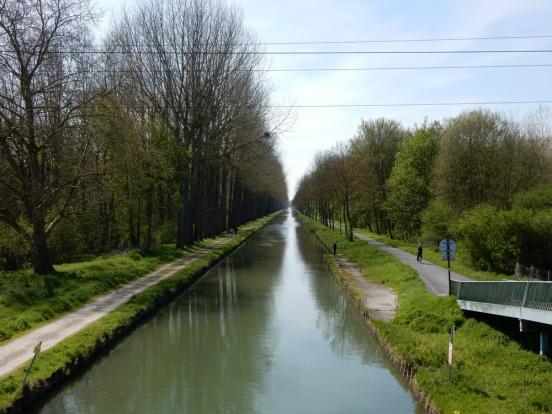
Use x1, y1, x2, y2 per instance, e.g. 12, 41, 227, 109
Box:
267, 100, 552, 108
228, 49, 552, 55
255, 34, 552, 45
67, 63, 552, 73
4, 49, 552, 55
263, 63, 552, 72
24, 99, 552, 111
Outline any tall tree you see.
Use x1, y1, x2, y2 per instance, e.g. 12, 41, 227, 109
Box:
385, 122, 441, 239
350, 118, 405, 236
0, 0, 98, 273
435, 109, 549, 211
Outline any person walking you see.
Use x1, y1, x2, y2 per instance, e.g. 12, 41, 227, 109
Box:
417, 243, 423, 263
333, 241, 337, 256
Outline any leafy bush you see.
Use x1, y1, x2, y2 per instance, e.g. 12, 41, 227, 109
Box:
49, 220, 86, 263
0, 223, 30, 270
512, 184, 552, 211
517, 208, 552, 270
454, 204, 552, 273
454, 205, 522, 273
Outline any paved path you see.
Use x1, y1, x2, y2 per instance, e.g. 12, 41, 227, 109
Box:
0, 238, 231, 378
353, 232, 472, 296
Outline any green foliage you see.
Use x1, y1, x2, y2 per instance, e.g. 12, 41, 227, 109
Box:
0, 223, 29, 271
385, 122, 441, 239
435, 109, 549, 212
454, 205, 522, 273
421, 199, 457, 244
454, 204, 552, 272
521, 208, 552, 269
0, 246, 183, 342
296, 108, 552, 273
512, 184, 552, 211
394, 294, 464, 334
48, 220, 87, 263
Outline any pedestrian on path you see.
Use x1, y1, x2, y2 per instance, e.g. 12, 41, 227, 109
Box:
333, 241, 337, 256
417, 243, 423, 263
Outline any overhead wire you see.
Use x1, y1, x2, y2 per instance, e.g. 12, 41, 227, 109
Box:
2, 35, 551, 110
34, 63, 552, 75
3, 49, 552, 55
250, 34, 552, 45
23, 100, 552, 111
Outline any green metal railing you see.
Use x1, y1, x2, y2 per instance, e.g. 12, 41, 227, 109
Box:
451, 280, 552, 312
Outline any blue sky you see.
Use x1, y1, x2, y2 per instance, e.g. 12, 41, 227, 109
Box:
94, 0, 552, 198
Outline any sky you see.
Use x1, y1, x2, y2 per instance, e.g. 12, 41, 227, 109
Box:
94, 0, 552, 199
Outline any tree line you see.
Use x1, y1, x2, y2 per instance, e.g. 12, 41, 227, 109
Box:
293, 109, 552, 273
0, 0, 287, 274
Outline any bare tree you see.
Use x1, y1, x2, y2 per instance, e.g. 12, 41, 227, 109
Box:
0, 0, 98, 273
107, 0, 277, 246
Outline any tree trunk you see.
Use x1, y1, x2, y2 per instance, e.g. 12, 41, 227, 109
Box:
344, 194, 353, 241
32, 218, 54, 274
176, 181, 189, 248
146, 185, 153, 251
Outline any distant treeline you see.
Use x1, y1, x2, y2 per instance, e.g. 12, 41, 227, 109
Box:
0, 0, 287, 274
293, 109, 552, 273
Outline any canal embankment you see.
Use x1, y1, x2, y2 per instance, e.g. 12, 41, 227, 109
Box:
296, 211, 552, 414
0, 212, 281, 414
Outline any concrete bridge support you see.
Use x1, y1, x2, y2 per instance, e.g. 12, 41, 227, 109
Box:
540, 332, 549, 356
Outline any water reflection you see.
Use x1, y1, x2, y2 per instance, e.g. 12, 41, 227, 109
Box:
39, 210, 421, 414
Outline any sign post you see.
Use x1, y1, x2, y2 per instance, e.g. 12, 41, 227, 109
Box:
439, 238, 457, 295
448, 324, 455, 384
23, 341, 41, 384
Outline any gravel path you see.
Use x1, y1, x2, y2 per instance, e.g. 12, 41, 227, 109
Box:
335, 256, 397, 321
353, 232, 472, 296
0, 238, 231, 378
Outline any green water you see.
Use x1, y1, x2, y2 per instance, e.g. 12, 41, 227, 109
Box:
38, 210, 423, 413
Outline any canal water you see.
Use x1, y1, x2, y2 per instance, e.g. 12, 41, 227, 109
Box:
38, 210, 422, 414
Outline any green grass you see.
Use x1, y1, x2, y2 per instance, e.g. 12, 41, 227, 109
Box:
354, 228, 510, 281
0, 212, 279, 413
0, 245, 189, 343
298, 212, 552, 414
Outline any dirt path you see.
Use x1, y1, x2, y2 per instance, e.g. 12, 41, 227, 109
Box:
334, 255, 397, 321
0, 237, 232, 378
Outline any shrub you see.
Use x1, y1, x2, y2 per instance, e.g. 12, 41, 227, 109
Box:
512, 184, 552, 211
0, 223, 30, 270
49, 220, 86, 263
517, 208, 552, 270
454, 205, 522, 273
454, 204, 552, 273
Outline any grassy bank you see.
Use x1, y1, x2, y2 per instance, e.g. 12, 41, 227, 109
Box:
298, 212, 552, 414
0, 246, 190, 343
0, 212, 280, 413
353, 228, 508, 281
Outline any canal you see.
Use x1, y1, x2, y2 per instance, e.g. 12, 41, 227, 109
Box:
38, 210, 422, 413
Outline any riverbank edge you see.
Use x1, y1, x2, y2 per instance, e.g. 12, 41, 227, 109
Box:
296, 213, 440, 414
0, 211, 282, 414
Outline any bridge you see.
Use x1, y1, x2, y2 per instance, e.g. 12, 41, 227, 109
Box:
451, 280, 552, 355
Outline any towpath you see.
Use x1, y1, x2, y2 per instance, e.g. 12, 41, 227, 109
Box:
353, 231, 472, 296
0, 237, 232, 378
